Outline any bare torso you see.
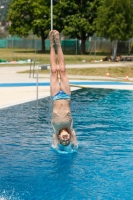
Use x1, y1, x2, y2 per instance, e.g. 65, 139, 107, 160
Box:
51, 99, 72, 134
51, 99, 78, 147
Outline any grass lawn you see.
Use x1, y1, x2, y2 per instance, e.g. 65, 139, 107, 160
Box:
1, 48, 133, 80
0, 48, 104, 64
18, 66, 133, 78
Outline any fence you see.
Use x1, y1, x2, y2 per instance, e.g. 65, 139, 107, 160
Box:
0, 37, 131, 55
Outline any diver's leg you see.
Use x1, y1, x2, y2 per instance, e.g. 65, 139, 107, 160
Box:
54, 30, 71, 94
49, 31, 60, 96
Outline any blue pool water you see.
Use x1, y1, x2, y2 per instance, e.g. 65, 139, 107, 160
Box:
0, 81, 133, 87
0, 88, 133, 200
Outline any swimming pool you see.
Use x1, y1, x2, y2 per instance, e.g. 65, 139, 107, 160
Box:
0, 88, 133, 199
0, 81, 133, 87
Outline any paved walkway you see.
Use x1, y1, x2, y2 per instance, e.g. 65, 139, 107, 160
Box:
0, 63, 133, 109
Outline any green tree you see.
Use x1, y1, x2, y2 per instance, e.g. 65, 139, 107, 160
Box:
7, 0, 51, 52
8, 0, 101, 53
54, 0, 101, 54
94, 0, 133, 58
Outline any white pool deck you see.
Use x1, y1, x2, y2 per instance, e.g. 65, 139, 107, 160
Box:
0, 63, 133, 109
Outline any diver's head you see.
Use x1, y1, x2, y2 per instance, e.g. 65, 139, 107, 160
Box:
58, 128, 71, 146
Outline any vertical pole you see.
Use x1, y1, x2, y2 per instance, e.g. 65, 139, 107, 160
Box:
33, 35, 36, 78
29, 60, 32, 78
51, 0, 53, 30
50, 0, 53, 84
36, 66, 38, 106
34, 37, 36, 61
76, 39, 77, 55
33, 59, 36, 78
94, 40, 96, 61
12, 37, 14, 61
76, 38, 77, 62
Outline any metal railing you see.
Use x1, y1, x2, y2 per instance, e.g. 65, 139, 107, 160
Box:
29, 59, 36, 78
36, 64, 50, 106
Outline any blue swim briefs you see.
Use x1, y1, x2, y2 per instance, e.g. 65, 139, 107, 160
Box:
52, 90, 71, 101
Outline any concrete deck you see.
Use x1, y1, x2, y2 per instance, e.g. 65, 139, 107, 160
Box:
0, 64, 133, 109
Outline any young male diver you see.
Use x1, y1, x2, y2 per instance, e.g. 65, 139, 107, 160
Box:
49, 30, 78, 150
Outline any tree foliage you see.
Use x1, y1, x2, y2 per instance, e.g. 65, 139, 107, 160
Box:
8, 0, 101, 53
94, 0, 133, 57
94, 0, 133, 40
54, 0, 101, 53
7, 0, 133, 55
8, 0, 51, 51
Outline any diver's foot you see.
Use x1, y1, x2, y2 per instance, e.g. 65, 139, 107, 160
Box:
53, 30, 61, 46
49, 30, 54, 46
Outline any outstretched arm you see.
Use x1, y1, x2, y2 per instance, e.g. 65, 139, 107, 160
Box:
52, 133, 59, 147
70, 129, 78, 148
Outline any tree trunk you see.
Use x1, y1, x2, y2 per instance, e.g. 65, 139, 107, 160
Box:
112, 40, 118, 59
81, 32, 86, 54
41, 30, 45, 52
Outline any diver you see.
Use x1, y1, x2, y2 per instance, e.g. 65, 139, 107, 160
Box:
49, 30, 78, 150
